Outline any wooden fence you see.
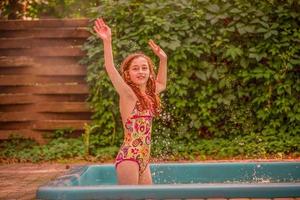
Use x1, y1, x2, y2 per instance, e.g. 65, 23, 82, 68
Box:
0, 19, 92, 143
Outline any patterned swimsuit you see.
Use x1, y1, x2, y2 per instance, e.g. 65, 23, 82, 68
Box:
115, 101, 154, 175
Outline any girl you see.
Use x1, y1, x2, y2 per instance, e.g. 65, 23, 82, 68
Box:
93, 18, 167, 185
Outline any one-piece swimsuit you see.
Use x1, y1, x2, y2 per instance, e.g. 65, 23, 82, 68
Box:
115, 101, 154, 175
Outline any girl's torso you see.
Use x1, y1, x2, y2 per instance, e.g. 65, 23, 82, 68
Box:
115, 97, 154, 173
120, 97, 154, 146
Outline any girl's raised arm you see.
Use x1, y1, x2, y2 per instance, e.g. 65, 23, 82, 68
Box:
93, 18, 136, 98
148, 40, 168, 94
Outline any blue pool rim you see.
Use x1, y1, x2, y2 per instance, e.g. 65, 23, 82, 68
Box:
36, 162, 300, 199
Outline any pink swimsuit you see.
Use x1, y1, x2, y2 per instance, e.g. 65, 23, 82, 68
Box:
115, 102, 154, 175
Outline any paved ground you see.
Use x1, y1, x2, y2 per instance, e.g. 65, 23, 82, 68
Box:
0, 160, 299, 200
0, 163, 69, 200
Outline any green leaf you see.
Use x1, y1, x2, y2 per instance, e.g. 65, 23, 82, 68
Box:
290, 59, 300, 65
224, 45, 243, 60
205, 4, 220, 13
168, 40, 181, 50
195, 71, 207, 81
264, 30, 278, 39
240, 58, 249, 68
230, 8, 241, 13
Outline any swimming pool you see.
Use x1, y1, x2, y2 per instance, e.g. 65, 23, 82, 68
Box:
36, 162, 300, 199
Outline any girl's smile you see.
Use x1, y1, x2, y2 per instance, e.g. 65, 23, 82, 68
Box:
128, 57, 150, 86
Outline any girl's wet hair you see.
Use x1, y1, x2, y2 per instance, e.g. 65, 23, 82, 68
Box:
120, 52, 161, 115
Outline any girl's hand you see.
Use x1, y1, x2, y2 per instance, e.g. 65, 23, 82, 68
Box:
148, 39, 167, 60
93, 18, 112, 42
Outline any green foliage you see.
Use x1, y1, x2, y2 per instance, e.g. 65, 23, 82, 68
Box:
51, 127, 75, 139
32, 0, 100, 18
83, 0, 300, 159
0, 0, 99, 19
0, 129, 85, 162
82, 123, 91, 158
0, 127, 118, 163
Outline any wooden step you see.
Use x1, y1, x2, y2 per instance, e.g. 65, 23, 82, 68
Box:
0, 19, 90, 30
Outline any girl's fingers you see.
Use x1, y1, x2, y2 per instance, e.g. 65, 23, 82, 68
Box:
151, 40, 158, 48
93, 25, 98, 33
148, 40, 157, 50
99, 18, 105, 26
95, 19, 102, 30
149, 43, 155, 50
95, 18, 106, 30
95, 19, 109, 35
149, 40, 156, 47
149, 40, 161, 53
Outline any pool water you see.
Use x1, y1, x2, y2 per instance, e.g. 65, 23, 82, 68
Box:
37, 162, 300, 199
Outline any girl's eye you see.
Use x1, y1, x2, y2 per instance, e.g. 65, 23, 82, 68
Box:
142, 67, 148, 70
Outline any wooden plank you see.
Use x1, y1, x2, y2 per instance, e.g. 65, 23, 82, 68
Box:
0, 28, 90, 38
0, 56, 34, 67
0, 38, 87, 48
36, 102, 90, 112
0, 94, 88, 105
40, 112, 92, 121
0, 64, 87, 75
0, 103, 91, 121
0, 47, 85, 56
0, 129, 45, 143
0, 94, 35, 104
0, 112, 91, 122
0, 56, 82, 67
0, 19, 90, 30
32, 120, 90, 130
0, 112, 38, 121
0, 84, 89, 94
0, 75, 86, 86
0, 102, 90, 112
0, 121, 30, 130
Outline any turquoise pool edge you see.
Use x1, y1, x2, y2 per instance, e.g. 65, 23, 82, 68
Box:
36, 162, 300, 199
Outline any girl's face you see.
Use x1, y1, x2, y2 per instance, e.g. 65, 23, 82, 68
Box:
128, 56, 150, 87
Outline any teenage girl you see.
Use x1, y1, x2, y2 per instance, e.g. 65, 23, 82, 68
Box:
93, 18, 167, 185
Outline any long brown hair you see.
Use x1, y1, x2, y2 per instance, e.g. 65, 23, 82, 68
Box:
120, 52, 161, 116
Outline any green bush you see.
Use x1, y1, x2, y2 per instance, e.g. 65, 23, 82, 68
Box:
0, 0, 99, 19
0, 131, 85, 162
82, 0, 300, 159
